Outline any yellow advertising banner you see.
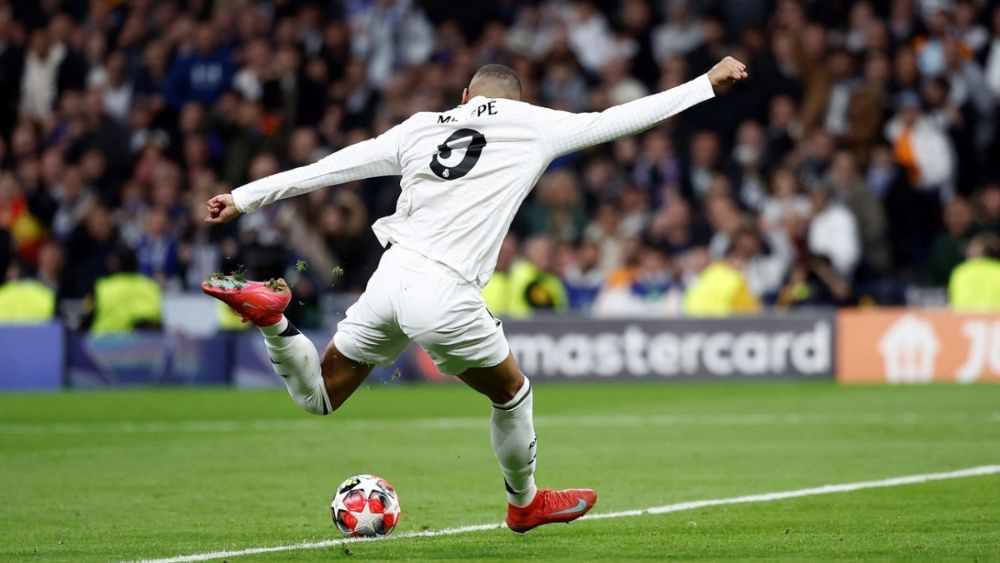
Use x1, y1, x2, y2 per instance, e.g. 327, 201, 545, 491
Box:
838, 309, 1000, 384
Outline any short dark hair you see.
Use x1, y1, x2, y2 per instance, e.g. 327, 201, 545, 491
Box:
470, 64, 521, 98
111, 245, 139, 273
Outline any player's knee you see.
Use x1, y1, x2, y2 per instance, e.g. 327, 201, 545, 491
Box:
491, 386, 517, 405
491, 373, 527, 405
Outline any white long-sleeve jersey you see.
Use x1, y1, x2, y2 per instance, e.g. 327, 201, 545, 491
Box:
232, 74, 715, 287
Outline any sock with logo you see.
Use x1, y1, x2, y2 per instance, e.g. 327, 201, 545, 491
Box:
491, 377, 538, 507
259, 316, 332, 416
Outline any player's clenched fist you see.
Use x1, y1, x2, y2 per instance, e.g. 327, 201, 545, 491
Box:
707, 56, 748, 89
205, 193, 241, 224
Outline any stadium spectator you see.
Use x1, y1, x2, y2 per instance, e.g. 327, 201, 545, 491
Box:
507, 236, 568, 318
90, 247, 161, 335
986, 6, 1000, 99
163, 24, 234, 109
540, 60, 591, 112
594, 245, 683, 317
0, 171, 45, 262
317, 193, 379, 293
136, 208, 179, 285
760, 167, 811, 239
232, 38, 270, 103
683, 226, 762, 317
827, 150, 890, 276
680, 130, 725, 201
807, 183, 861, 281
91, 50, 133, 123
884, 90, 956, 196
776, 254, 852, 308
522, 169, 587, 243
347, 0, 433, 89
0, 243, 62, 324
652, 0, 702, 62
923, 196, 980, 286
20, 28, 63, 120
482, 234, 519, 317
583, 203, 628, 273
34, 240, 63, 296
51, 166, 94, 241
580, 156, 629, 214
979, 183, 1000, 234
646, 197, 710, 268
631, 129, 681, 207
0, 278, 54, 323
731, 120, 769, 210
558, 239, 604, 312
62, 204, 116, 300
798, 128, 837, 191
948, 233, 1000, 310
764, 95, 801, 165
706, 196, 740, 253
564, 1, 618, 74
844, 50, 891, 159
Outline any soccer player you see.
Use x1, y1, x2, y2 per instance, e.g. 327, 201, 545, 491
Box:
203, 57, 748, 532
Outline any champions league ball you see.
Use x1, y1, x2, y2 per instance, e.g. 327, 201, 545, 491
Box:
330, 474, 401, 537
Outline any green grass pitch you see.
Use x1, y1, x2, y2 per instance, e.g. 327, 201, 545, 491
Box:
1, 381, 998, 561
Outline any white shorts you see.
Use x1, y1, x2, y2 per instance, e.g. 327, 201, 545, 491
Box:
333, 245, 509, 376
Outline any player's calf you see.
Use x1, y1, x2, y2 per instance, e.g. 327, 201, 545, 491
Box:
459, 356, 538, 506
319, 340, 375, 411
260, 318, 332, 416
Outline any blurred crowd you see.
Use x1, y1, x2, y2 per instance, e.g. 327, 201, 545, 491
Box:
1, 0, 1000, 330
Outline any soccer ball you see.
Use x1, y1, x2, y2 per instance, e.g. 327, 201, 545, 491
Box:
330, 474, 401, 537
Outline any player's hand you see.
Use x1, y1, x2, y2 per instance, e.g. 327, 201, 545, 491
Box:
707, 56, 748, 90
205, 194, 241, 224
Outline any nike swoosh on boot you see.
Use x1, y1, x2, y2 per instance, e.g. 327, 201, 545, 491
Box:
548, 498, 587, 516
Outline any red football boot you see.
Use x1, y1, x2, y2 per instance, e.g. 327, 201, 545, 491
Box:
201, 275, 291, 327
506, 488, 597, 533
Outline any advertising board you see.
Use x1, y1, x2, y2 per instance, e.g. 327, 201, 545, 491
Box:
837, 309, 1000, 384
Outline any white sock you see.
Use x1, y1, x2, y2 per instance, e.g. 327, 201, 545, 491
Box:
259, 316, 333, 416
491, 378, 538, 507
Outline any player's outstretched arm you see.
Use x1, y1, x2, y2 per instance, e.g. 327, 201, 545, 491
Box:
205, 128, 405, 223
540, 56, 748, 158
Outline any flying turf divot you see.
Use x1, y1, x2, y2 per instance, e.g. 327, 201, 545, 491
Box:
136, 464, 1000, 563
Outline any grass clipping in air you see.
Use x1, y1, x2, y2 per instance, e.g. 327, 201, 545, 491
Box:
263, 278, 287, 292
231, 264, 247, 283
203, 265, 285, 292
205, 265, 249, 290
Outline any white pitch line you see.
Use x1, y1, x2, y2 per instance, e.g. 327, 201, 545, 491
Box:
137, 464, 1000, 563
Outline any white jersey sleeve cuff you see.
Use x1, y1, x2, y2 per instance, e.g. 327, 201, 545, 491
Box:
231, 188, 256, 214
692, 73, 716, 102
